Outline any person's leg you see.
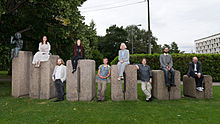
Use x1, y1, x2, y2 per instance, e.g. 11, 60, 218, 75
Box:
162, 68, 170, 87
197, 75, 204, 87
141, 81, 149, 100
120, 62, 129, 78
15, 48, 20, 57
11, 48, 15, 59
146, 82, 152, 100
117, 62, 123, 77
60, 81, 65, 100
97, 80, 102, 101
54, 80, 62, 100
170, 68, 175, 86
101, 80, 107, 101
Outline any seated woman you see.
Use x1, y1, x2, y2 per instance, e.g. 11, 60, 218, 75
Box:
117, 43, 130, 80
32, 36, 51, 67
72, 39, 84, 73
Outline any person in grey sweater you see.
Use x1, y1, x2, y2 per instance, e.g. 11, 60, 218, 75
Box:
117, 43, 130, 80
160, 47, 175, 87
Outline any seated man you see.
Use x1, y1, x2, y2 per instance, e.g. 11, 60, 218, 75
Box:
160, 47, 175, 87
187, 57, 204, 92
136, 58, 153, 102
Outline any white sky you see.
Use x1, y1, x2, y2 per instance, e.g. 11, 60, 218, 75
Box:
79, 0, 220, 53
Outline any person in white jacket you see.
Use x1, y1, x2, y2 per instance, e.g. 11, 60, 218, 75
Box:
52, 58, 66, 102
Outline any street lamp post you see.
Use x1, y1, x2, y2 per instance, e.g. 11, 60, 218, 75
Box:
131, 24, 141, 54
147, 0, 151, 54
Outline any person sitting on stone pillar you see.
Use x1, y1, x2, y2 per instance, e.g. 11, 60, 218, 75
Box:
52, 58, 67, 102
10, 32, 23, 59
97, 57, 111, 102
160, 47, 176, 87
136, 58, 153, 102
71, 39, 84, 73
187, 57, 204, 92
32, 36, 51, 67
117, 43, 130, 81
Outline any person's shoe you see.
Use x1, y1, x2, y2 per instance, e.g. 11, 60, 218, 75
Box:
72, 69, 76, 74
196, 87, 203, 92
146, 99, 150, 102
149, 97, 153, 102
117, 77, 121, 81
171, 84, 176, 87
121, 77, 124, 80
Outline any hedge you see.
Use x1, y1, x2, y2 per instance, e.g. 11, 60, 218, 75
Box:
111, 54, 220, 82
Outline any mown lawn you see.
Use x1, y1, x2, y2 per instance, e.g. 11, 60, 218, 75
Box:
0, 81, 220, 124
0, 71, 11, 79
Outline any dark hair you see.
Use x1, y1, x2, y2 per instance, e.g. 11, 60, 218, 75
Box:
41, 36, 48, 44
103, 57, 108, 60
74, 39, 83, 56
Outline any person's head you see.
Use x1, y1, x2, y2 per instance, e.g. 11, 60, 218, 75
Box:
142, 58, 147, 65
42, 36, 47, 44
76, 39, 81, 46
164, 47, 169, 53
120, 43, 127, 50
103, 57, 108, 64
56, 58, 65, 66
192, 57, 198, 64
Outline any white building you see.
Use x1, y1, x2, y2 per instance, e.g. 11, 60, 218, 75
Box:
195, 33, 220, 54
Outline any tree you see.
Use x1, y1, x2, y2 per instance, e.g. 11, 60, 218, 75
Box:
0, 0, 100, 72
170, 42, 180, 53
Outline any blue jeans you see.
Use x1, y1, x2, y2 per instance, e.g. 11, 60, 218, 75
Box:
161, 68, 175, 86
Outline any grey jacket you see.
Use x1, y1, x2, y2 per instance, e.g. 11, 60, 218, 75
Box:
52, 65, 66, 82
118, 49, 130, 63
160, 54, 173, 68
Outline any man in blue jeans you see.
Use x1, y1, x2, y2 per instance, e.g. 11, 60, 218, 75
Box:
160, 47, 175, 87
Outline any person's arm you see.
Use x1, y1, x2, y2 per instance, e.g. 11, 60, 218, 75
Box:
105, 66, 111, 78
97, 66, 104, 79
118, 50, 121, 61
47, 42, 51, 52
52, 66, 56, 81
187, 62, 192, 77
160, 55, 166, 68
124, 50, 130, 62
38, 43, 41, 51
168, 55, 173, 68
148, 66, 152, 83
198, 62, 202, 74
136, 64, 139, 70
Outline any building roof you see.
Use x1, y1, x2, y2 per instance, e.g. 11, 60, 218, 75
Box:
195, 33, 220, 42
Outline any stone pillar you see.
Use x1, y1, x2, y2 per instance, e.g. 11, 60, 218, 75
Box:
124, 65, 137, 100
78, 60, 96, 101
39, 55, 59, 99
29, 66, 41, 99
66, 60, 79, 101
183, 75, 212, 99
111, 65, 124, 101
152, 70, 181, 100
12, 51, 32, 97
66, 59, 96, 101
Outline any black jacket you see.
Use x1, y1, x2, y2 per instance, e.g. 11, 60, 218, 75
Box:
187, 61, 202, 76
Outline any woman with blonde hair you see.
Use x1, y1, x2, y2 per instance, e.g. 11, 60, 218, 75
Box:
117, 43, 130, 80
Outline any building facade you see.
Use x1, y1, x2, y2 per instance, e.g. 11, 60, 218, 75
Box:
195, 33, 220, 54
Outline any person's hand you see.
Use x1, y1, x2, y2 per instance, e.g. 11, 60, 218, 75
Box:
42, 49, 46, 52
197, 73, 201, 78
52, 79, 55, 82
149, 78, 152, 83
120, 60, 124, 63
99, 76, 105, 79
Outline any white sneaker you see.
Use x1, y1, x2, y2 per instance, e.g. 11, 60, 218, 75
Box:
196, 87, 203, 92
117, 77, 121, 81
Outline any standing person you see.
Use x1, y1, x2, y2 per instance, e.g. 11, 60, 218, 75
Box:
160, 47, 176, 87
97, 58, 111, 102
72, 39, 84, 73
136, 58, 153, 102
117, 43, 130, 81
187, 57, 204, 92
32, 36, 51, 67
52, 58, 66, 102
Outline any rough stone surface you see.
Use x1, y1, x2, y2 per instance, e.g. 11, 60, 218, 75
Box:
152, 70, 181, 100
29, 66, 41, 99
78, 60, 96, 101
124, 65, 137, 100
12, 51, 32, 97
111, 65, 124, 101
66, 60, 96, 101
66, 60, 79, 101
183, 75, 213, 99
39, 55, 59, 99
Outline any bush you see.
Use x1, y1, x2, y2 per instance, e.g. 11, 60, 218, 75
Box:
111, 54, 220, 81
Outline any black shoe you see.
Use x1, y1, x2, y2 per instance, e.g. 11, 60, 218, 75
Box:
171, 84, 176, 87
97, 100, 101, 102
54, 99, 64, 102
149, 97, 153, 101
146, 99, 150, 102
72, 69, 76, 74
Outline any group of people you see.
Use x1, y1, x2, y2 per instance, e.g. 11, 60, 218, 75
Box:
31, 36, 204, 102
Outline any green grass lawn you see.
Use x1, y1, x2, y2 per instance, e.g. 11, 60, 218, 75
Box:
0, 81, 220, 124
0, 71, 11, 79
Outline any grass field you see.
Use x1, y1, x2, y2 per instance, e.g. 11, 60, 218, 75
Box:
0, 71, 11, 79
0, 81, 220, 124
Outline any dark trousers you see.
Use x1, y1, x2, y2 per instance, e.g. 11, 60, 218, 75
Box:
54, 79, 65, 100
162, 67, 175, 86
71, 56, 83, 70
190, 73, 204, 87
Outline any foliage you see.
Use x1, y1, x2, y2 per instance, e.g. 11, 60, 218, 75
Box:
111, 54, 220, 81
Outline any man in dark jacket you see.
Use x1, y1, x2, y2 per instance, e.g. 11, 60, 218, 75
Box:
187, 57, 204, 92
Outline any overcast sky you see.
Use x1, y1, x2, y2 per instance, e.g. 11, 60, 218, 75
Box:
79, 0, 220, 53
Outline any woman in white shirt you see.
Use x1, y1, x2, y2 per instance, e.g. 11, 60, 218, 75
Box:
32, 36, 51, 67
